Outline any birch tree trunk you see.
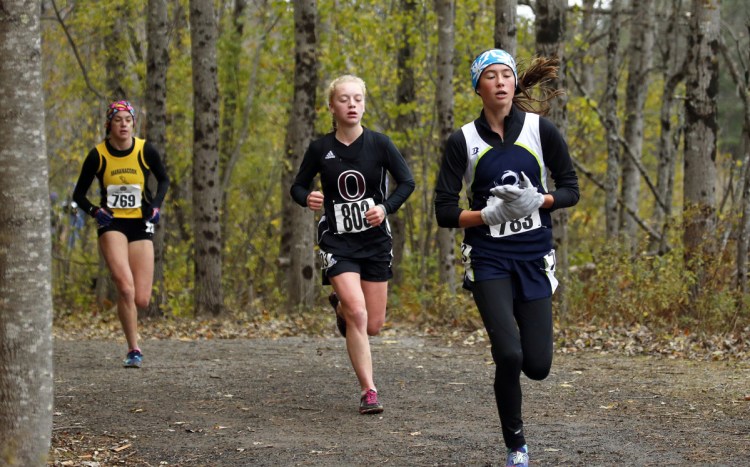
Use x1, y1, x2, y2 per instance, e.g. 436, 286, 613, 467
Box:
604, 1, 622, 239
435, 0, 456, 291
219, 0, 247, 247
535, 0, 569, 315
279, 0, 318, 309
578, 0, 597, 95
391, 0, 417, 286
190, 0, 224, 316
650, 0, 686, 255
0, 1, 54, 462
494, 0, 517, 55
145, 0, 169, 317
619, 0, 655, 251
683, 0, 720, 295
719, 19, 750, 293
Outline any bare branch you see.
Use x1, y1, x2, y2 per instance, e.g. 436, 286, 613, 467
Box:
50, 0, 104, 100
569, 157, 664, 243
568, 66, 667, 213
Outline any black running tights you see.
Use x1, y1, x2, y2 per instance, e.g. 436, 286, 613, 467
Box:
472, 278, 553, 450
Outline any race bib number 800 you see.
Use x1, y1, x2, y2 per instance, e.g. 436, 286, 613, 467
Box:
334, 198, 374, 233
106, 184, 142, 209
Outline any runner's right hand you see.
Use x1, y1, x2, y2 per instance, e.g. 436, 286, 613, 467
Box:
306, 191, 324, 211
93, 207, 114, 227
480, 198, 514, 226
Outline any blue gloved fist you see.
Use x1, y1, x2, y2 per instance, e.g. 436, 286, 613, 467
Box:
93, 207, 113, 228
148, 207, 160, 224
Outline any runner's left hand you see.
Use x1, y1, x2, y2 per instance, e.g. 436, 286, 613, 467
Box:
148, 207, 160, 224
365, 204, 386, 227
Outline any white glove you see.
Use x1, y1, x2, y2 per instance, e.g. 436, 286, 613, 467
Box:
490, 183, 524, 203
489, 173, 544, 220
480, 196, 515, 225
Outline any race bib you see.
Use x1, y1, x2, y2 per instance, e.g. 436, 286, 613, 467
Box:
488, 210, 542, 238
318, 250, 337, 270
106, 184, 142, 209
334, 198, 374, 233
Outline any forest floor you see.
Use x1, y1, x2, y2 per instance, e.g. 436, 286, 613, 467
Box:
49, 313, 750, 466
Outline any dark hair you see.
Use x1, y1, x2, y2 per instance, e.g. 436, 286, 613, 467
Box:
513, 57, 565, 116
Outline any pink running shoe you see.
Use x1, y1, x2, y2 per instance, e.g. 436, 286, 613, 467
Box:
359, 389, 384, 415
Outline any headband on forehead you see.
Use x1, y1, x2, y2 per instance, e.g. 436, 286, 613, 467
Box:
470, 49, 517, 92
105, 100, 136, 131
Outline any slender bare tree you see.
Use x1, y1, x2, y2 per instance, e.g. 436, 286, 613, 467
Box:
190, 0, 224, 316
578, 0, 598, 95
650, 0, 686, 255
534, 0, 570, 314
620, 0, 655, 250
392, 0, 418, 285
604, 1, 622, 239
434, 0, 456, 291
0, 1, 54, 463
279, 0, 318, 309
145, 0, 170, 317
494, 0, 517, 55
719, 17, 750, 292
683, 0, 720, 295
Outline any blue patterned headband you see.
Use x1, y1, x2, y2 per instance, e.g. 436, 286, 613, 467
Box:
470, 49, 517, 92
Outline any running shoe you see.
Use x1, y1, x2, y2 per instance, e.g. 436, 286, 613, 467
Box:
505, 444, 528, 467
123, 350, 143, 368
359, 389, 384, 415
328, 292, 346, 337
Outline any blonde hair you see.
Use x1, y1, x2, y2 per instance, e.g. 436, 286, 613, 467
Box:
328, 75, 367, 131
327, 74, 367, 104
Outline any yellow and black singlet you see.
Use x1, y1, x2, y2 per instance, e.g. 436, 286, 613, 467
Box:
72, 137, 170, 220
96, 137, 148, 218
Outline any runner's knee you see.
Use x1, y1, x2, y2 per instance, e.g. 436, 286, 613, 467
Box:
135, 295, 151, 309
367, 317, 384, 336
522, 362, 551, 380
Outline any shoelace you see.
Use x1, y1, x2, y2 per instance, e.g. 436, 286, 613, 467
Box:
363, 390, 378, 405
509, 450, 528, 465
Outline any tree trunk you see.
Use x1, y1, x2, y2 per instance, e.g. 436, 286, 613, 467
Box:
719, 16, 750, 293
578, 0, 597, 95
279, 0, 318, 310
494, 0, 517, 55
190, 0, 224, 316
683, 0, 720, 296
144, 0, 170, 318
535, 0, 569, 316
649, 0, 686, 255
435, 0, 456, 291
219, 0, 247, 247
604, 1, 622, 239
0, 1, 54, 462
391, 0, 417, 286
619, 0, 655, 251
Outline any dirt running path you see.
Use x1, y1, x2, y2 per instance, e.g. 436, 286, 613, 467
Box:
51, 336, 749, 466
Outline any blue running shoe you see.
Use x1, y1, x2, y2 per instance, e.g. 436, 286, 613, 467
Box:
123, 350, 143, 368
506, 445, 528, 467
328, 292, 346, 337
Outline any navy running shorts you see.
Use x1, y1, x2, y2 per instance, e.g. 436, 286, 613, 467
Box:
464, 249, 558, 302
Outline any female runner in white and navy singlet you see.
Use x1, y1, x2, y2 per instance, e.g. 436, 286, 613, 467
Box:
434, 50, 579, 467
